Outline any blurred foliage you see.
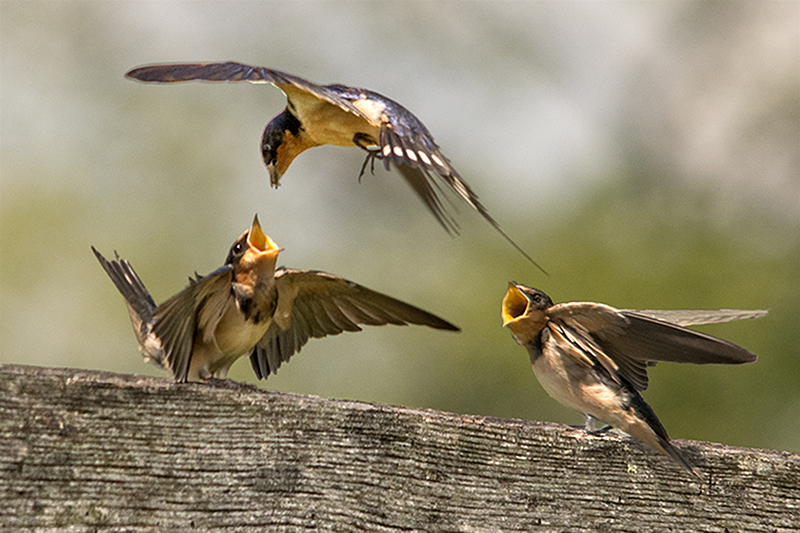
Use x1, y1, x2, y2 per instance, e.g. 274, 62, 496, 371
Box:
1, 1, 798, 455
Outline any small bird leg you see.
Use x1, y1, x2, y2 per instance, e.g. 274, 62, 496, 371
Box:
353, 133, 381, 182
357, 152, 381, 183
584, 414, 612, 434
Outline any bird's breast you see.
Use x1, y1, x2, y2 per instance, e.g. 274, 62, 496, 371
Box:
296, 100, 380, 147
533, 333, 629, 421
212, 302, 272, 361
186, 296, 273, 380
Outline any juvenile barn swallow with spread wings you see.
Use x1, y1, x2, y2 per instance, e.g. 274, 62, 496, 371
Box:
501, 283, 765, 475
93, 215, 459, 383
125, 62, 544, 272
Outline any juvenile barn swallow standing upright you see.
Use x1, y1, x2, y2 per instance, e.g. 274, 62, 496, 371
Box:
93, 215, 458, 383
501, 283, 765, 475
125, 62, 544, 272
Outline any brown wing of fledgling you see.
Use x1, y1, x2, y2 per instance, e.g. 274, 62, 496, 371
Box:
548, 302, 762, 392
249, 268, 459, 379
150, 265, 234, 382
623, 308, 768, 327
611, 311, 761, 368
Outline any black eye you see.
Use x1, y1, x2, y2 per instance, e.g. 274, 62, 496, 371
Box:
226, 240, 245, 265
532, 293, 542, 303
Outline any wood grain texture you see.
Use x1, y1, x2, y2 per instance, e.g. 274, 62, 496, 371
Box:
1, 364, 798, 532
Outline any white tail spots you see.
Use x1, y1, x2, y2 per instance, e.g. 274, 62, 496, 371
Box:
431, 153, 446, 169
382, 145, 392, 157
405, 149, 418, 162
393, 146, 404, 157
418, 151, 431, 166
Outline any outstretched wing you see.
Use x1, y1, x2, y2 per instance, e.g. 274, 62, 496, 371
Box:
125, 61, 368, 119
549, 302, 762, 392
371, 92, 542, 270
249, 268, 459, 379
623, 308, 768, 327
612, 310, 761, 366
151, 265, 234, 382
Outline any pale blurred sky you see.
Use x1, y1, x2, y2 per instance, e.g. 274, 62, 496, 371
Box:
3, 2, 797, 215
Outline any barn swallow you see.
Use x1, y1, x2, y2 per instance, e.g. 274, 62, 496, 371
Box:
125, 62, 544, 273
92, 215, 458, 383
501, 283, 765, 475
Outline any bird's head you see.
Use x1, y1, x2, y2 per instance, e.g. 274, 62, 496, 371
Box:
502, 283, 553, 326
502, 282, 553, 347
226, 215, 281, 278
261, 109, 309, 187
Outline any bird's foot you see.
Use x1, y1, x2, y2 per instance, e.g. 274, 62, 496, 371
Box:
357, 151, 381, 183
583, 414, 612, 434
353, 133, 381, 183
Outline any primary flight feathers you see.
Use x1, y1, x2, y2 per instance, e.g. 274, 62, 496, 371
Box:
126, 62, 544, 272
93, 215, 458, 383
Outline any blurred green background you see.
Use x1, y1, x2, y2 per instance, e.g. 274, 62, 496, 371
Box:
2, 1, 798, 453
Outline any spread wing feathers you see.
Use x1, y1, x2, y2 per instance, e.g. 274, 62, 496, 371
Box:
381, 120, 488, 225
612, 312, 760, 367
385, 129, 543, 269
394, 164, 460, 234
125, 61, 367, 120
549, 322, 637, 386
548, 302, 760, 392
150, 265, 234, 382
622, 309, 768, 327
249, 268, 458, 379
547, 302, 648, 390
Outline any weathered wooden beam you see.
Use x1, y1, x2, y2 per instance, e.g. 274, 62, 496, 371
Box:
1, 364, 797, 531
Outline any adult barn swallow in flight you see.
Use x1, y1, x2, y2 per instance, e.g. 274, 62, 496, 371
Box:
501, 283, 765, 475
125, 62, 544, 272
93, 215, 458, 383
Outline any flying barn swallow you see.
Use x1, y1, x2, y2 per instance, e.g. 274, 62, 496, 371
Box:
125, 62, 544, 272
501, 283, 765, 475
93, 215, 458, 383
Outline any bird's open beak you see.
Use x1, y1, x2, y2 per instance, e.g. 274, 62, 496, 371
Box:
502, 282, 530, 326
248, 215, 281, 255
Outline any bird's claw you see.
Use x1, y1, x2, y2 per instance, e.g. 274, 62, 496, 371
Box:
357, 151, 380, 183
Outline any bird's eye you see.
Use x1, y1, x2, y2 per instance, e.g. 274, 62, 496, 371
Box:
233, 241, 244, 254
532, 293, 542, 303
